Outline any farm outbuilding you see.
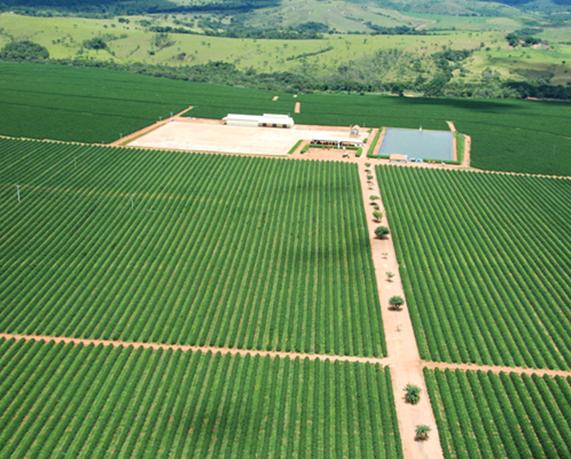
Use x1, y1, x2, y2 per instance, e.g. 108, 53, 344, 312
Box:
311, 135, 364, 148
223, 113, 295, 129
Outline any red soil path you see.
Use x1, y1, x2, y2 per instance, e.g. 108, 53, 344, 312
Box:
357, 160, 444, 459
463, 134, 471, 168
0, 333, 389, 366
2, 332, 567, 378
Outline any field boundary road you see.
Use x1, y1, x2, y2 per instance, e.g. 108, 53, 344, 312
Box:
0, 333, 389, 366
357, 161, 444, 459
1, 332, 568, 377
463, 134, 471, 167
448, 121, 458, 162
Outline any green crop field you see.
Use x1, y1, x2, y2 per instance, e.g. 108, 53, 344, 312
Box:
0, 338, 402, 458
0, 61, 191, 143
0, 61, 296, 143
425, 369, 571, 458
376, 166, 571, 370
0, 138, 385, 357
1, 62, 569, 175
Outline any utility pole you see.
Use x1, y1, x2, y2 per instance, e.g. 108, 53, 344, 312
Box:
16, 184, 21, 203
130, 195, 134, 210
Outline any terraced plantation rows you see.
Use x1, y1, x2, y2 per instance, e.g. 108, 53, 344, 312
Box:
0, 138, 384, 357
425, 369, 571, 459
0, 338, 402, 459
376, 166, 571, 370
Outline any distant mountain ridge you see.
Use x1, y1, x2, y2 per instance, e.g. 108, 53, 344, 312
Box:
0, 0, 569, 15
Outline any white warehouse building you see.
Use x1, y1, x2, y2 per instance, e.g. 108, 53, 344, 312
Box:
223, 113, 295, 129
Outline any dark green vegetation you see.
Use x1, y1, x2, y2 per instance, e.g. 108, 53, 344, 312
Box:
426, 369, 571, 458
376, 166, 571, 370
0, 338, 402, 458
0, 40, 49, 60
0, 61, 191, 143
506, 28, 545, 47
0, 138, 385, 357
1, 62, 570, 176
0, 0, 279, 15
82, 36, 108, 50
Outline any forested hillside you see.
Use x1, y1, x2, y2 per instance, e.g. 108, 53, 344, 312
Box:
0, 0, 569, 99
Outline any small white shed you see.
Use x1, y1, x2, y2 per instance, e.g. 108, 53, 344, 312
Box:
223, 113, 295, 129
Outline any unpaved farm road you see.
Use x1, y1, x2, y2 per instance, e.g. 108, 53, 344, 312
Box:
1, 333, 568, 378
0, 332, 389, 366
357, 160, 444, 459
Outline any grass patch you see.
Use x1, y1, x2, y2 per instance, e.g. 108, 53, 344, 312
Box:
367, 128, 382, 158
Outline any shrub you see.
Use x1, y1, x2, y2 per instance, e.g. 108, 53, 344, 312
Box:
0, 40, 49, 61
404, 384, 421, 404
83, 37, 108, 50
389, 296, 405, 310
375, 226, 390, 239
415, 425, 431, 441
386, 272, 395, 282
370, 195, 380, 201
373, 210, 383, 222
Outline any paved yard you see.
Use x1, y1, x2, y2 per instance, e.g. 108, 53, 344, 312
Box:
129, 119, 367, 156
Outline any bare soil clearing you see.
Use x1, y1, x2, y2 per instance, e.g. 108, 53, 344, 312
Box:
111, 105, 193, 146
128, 118, 366, 156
